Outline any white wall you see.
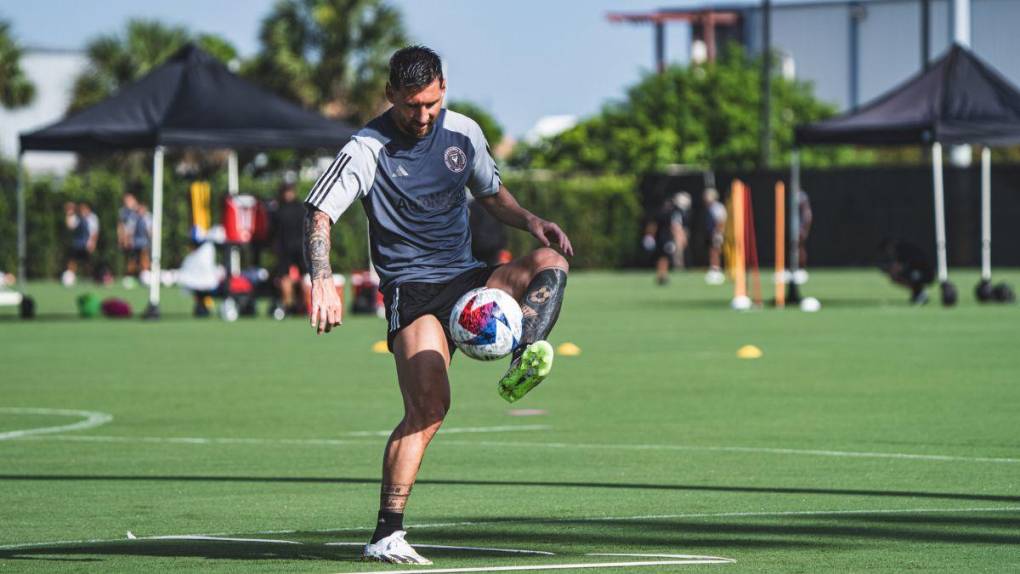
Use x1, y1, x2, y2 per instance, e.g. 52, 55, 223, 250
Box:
765, 0, 1020, 112
0, 48, 86, 174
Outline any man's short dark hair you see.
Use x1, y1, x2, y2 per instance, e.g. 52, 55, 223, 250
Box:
388, 46, 443, 91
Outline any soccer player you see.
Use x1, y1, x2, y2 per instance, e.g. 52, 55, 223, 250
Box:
303, 46, 572, 564
879, 238, 934, 305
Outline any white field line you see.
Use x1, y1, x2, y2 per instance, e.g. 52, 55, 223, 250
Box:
18, 431, 1018, 465
1, 506, 1017, 552
325, 542, 555, 555
326, 556, 735, 574
348, 425, 552, 437
439, 439, 1020, 465
0, 408, 112, 440
12, 425, 552, 446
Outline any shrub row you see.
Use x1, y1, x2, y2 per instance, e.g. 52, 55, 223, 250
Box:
0, 164, 637, 279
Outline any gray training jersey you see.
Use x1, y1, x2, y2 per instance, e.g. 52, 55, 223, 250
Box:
305, 108, 501, 290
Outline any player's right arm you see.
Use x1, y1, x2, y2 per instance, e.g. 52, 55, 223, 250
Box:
304, 207, 342, 334
302, 137, 378, 335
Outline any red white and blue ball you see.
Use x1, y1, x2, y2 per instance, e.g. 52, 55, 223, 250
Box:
449, 288, 523, 361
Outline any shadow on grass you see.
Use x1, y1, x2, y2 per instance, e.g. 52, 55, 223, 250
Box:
1, 474, 1017, 504
0, 311, 195, 323
1, 539, 359, 563
3, 508, 1017, 563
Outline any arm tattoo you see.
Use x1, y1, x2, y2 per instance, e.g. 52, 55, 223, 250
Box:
303, 208, 333, 281
380, 483, 413, 512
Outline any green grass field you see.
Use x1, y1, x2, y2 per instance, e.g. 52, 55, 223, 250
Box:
2, 269, 1019, 573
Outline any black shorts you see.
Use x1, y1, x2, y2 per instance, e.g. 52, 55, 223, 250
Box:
276, 248, 307, 277
383, 266, 497, 354
68, 247, 91, 264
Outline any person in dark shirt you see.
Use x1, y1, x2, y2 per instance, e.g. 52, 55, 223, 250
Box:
271, 182, 308, 314
643, 194, 688, 285
880, 239, 934, 305
469, 195, 508, 266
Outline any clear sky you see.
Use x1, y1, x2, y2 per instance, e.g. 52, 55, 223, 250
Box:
0, 0, 733, 138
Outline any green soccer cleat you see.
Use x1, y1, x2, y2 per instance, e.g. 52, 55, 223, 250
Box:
498, 341, 554, 403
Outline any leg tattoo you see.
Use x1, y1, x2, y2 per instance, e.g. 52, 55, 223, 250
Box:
517, 268, 567, 359
380, 483, 413, 513
371, 483, 413, 543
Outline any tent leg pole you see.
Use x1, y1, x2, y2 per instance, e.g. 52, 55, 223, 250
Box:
227, 150, 240, 277
932, 142, 948, 283
787, 149, 802, 303
932, 142, 956, 306
145, 146, 165, 319
980, 146, 991, 281
16, 152, 26, 288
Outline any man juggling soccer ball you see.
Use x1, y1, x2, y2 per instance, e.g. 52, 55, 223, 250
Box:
303, 46, 571, 564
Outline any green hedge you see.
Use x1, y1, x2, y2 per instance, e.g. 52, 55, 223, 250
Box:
500, 173, 639, 268
0, 165, 635, 278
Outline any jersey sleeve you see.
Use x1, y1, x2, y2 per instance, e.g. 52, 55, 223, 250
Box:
466, 123, 501, 198
304, 138, 379, 223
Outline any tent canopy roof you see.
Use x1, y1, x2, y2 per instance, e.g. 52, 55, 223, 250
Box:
20, 44, 356, 152
796, 44, 1020, 147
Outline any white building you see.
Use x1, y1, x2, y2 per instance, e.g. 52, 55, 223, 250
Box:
0, 47, 87, 173
617, 0, 1020, 112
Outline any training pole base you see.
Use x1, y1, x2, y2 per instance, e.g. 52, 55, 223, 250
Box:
142, 303, 161, 320
786, 282, 803, 304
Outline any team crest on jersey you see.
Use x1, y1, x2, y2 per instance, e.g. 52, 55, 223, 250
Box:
444, 146, 467, 173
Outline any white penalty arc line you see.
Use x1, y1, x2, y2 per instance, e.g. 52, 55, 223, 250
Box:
2, 506, 1018, 552
326, 555, 735, 574
0, 408, 113, 440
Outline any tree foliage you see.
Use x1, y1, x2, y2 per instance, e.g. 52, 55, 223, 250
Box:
512, 46, 853, 173
246, 0, 408, 124
68, 19, 239, 115
0, 19, 35, 110
447, 100, 503, 147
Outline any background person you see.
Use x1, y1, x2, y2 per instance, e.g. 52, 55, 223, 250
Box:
468, 195, 508, 266
63, 201, 99, 286
118, 193, 152, 283
703, 187, 726, 285
270, 181, 308, 315
134, 203, 152, 276
879, 238, 934, 305
643, 193, 688, 285
117, 192, 140, 279
792, 189, 813, 285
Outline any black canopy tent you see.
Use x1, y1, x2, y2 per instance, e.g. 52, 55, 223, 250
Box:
792, 44, 1020, 305
16, 44, 357, 316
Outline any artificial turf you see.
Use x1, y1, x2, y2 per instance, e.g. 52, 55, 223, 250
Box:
1, 269, 1018, 573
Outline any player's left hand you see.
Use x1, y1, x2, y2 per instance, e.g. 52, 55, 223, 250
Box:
528, 217, 574, 257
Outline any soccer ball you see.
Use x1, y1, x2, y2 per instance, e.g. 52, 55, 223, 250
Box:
449, 287, 523, 361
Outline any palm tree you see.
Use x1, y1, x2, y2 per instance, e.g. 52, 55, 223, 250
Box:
246, 0, 408, 124
0, 19, 35, 110
68, 19, 238, 114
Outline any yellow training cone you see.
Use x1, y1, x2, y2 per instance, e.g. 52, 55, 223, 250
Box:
371, 340, 389, 354
736, 345, 763, 359
557, 342, 582, 356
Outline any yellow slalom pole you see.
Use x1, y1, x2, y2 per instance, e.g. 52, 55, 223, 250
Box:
775, 181, 786, 308
732, 180, 746, 300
